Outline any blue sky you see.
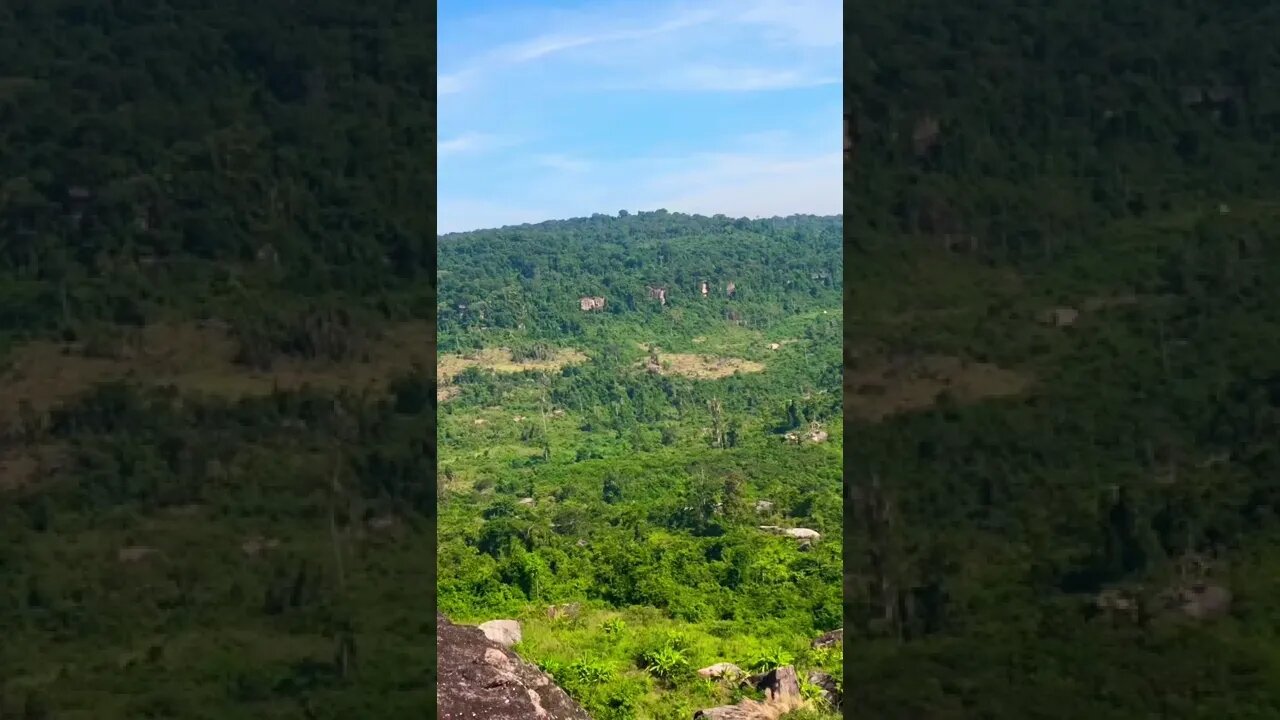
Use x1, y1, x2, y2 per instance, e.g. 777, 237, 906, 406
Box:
438, 0, 842, 234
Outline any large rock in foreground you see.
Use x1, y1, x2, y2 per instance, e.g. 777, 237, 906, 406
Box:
437, 613, 592, 720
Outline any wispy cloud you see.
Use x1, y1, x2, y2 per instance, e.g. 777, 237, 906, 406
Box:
438, 0, 841, 232
732, 0, 844, 48
652, 66, 839, 92
439, 0, 838, 95
438, 197, 562, 236
533, 154, 593, 174
440, 124, 841, 233
438, 132, 515, 157
642, 151, 841, 219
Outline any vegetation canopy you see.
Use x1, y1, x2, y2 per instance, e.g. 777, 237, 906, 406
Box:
437, 211, 844, 719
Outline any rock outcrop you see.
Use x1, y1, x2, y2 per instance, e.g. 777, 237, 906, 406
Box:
808, 670, 842, 710
437, 613, 592, 720
693, 700, 778, 720
698, 662, 744, 680
1170, 583, 1232, 620
695, 665, 804, 719
1039, 306, 1079, 327
811, 628, 843, 649
755, 666, 801, 704
478, 619, 522, 648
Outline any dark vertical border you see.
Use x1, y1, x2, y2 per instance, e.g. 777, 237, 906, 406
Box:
424, 2, 440, 717
841, 4, 854, 714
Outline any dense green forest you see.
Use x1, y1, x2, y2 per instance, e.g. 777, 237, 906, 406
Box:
0, 0, 436, 352
0, 3, 437, 718
846, 1, 1280, 717
437, 214, 844, 719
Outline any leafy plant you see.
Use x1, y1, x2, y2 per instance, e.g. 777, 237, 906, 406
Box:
799, 679, 828, 707
639, 642, 693, 684
747, 646, 795, 673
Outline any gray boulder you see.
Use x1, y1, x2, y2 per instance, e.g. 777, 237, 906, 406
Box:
478, 619, 523, 648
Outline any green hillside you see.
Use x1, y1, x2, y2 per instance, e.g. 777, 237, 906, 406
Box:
1, 3, 437, 718
845, 1, 1280, 717
436, 212, 844, 719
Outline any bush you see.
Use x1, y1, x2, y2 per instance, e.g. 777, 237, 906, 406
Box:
639, 636, 694, 685
747, 646, 795, 673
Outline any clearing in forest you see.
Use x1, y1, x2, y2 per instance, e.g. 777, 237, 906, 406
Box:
846, 354, 1030, 421
0, 444, 65, 491
436, 347, 588, 384
0, 321, 435, 431
647, 353, 766, 379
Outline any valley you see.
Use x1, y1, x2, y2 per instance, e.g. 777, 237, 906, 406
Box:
436, 212, 844, 719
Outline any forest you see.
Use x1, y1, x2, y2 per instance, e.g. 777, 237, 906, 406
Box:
1, 2, 438, 718
845, 1, 1280, 717
437, 213, 844, 719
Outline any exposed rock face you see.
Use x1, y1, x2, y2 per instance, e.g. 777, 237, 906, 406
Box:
240, 536, 280, 556
437, 613, 592, 720
698, 662, 744, 679
1174, 583, 1232, 620
726, 281, 736, 298
694, 700, 777, 719
811, 628, 843, 649
579, 296, 606, 312
912, 115, 941, 157
696, 666, 804, 719
756, 666, 801, 704
117, 546, 158, 563
1039, 306, 1080, 327
647, 286, 667, 305
758, 525, 821, 542
478, 619, 523, 648
808, 670, 842, 710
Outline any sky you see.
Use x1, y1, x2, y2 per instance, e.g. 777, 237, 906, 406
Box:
437, 0, 843, 234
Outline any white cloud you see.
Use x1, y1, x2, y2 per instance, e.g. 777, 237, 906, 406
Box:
533, 154, 593, 173
654, 65, 839, 92
731, 0, 843, 48
440, 146, 840, 234
438, 132, 515, 157
438, 72, 470, 95
438, 197, 565, 235
437, 0, 842, 231
642, 151, 841, 219
437, 0, 838, 95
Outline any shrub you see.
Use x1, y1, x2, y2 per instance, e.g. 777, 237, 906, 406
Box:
638, 636, 694, 685
746, 646, 795, 673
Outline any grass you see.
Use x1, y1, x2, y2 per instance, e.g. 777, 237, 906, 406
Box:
845, 353, 1032, 421
0, 320, 436, 432
482, 607, 840, 720
647, 353, 767, 380
437, 346, 588, 384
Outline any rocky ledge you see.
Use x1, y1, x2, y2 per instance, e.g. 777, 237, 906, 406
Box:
436, 613, 593, 720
